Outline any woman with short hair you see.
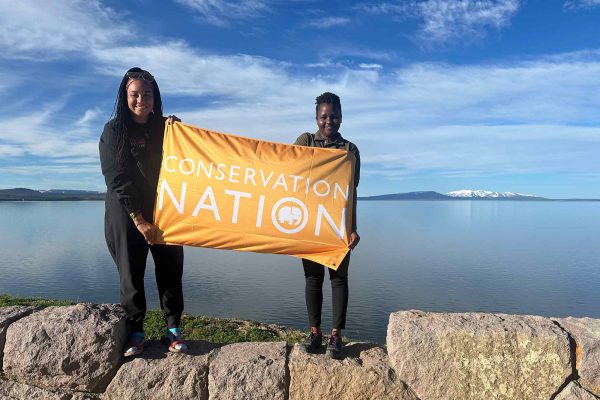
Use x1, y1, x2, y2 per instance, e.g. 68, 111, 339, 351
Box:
294, 92, 361, 359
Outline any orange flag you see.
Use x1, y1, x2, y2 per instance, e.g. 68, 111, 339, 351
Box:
153, 122, 356, 270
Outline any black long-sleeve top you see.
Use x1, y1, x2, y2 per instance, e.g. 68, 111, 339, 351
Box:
99, 115, 166, 221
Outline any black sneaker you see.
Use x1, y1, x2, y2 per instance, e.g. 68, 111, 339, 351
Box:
299, 331, 323, 353
326, 335, 343, 359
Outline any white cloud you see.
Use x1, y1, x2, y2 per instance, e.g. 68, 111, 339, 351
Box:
364, 0, 520, 45
0, 0, 598, 195
147, 50, 600, 180
319, 47, 395, 63
0, 0, 129, 60
0, 145, 25, 158
564, 0, 600, 9
3, 27, 600, 191
91, 42, 299, 100
305, 17, 351, 28
359, 63, 383, 69
174, 0, 269, 26
77, 108, 102, 126
0, 101, 99, 162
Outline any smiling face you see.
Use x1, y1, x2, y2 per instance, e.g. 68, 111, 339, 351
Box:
126, 79, 154, 123
316, 103, 342, 140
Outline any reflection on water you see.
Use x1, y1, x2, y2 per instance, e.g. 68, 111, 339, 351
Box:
1, 200, 599, 344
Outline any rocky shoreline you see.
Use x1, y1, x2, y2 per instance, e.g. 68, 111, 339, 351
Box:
1, 303, 599, 399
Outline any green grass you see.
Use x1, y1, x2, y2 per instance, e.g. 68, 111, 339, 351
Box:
0, 294, 74, 308
0, 294, 306, 345
144, 311, 305, 344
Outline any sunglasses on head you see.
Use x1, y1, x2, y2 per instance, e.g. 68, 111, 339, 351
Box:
126, 70, 155, 82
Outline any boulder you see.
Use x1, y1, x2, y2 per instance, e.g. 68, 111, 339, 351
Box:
288, 342, 418, 400
71, 393, 100, 400
208, 341, 287, 400
102, 340, 215, 400
554, 381, 600, 400
0, 306, 36, 368
556, 317, 600, 396
0, 377, 69, 400
3, 303, 126, 393
387, 310, 572, 400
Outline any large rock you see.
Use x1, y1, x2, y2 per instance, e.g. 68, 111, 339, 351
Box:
554, 381, 600, 400
0, 377, 99, 399
0, 306, 36, 368
289, 342, 418, 400
3, 303, 126, 393
0, 378, 70, 400
556, 317, 600, 396
102, 340, 215, 400
387, 310, 572, 400
208, 341, 287, 400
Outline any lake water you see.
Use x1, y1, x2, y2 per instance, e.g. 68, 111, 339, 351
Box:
1, 200, 599, 344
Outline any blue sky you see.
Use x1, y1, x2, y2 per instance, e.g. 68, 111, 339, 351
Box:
0, 0, 599, 198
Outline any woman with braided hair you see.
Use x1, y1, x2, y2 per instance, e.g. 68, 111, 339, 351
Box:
99, 67, 187, 357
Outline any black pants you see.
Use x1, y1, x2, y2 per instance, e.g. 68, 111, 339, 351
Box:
303, 252, 350, 330
105, 199, 184, 333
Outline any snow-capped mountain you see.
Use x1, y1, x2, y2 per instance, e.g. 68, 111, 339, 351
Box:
446, 189, 536, 198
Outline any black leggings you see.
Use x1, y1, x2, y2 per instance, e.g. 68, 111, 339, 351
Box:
303, 252, 350, 330
105, 199, 184, 333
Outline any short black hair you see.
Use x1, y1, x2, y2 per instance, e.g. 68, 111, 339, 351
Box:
315, 92, 342, 117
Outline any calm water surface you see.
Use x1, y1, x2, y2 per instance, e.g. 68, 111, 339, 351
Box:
1, 200, 599, 344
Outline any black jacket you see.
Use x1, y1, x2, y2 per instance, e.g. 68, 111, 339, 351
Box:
294, 130, 360, 232
99, 115, 166, 220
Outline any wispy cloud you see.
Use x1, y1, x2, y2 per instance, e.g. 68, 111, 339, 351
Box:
0, 0, 129, 60
359, 63, 383, 69
91, 42, 296, 100
6, 38, 600, 188
313, 47, 395, 67
77, 108, 102, 126
174, 0, 269, 27
156, 51, 600, 181
363, 0, 520, 46
0, 100, 99, 163
564, 0, 600, 9
0, 0, 598, 196
305, 17, 351, 28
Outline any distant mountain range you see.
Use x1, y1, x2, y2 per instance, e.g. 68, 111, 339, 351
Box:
446, 189, 538, 199
359, 189, 599, 201
0, 188, 105, 201
1, 188, 598, 202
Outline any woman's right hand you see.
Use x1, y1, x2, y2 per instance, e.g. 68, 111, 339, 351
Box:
136, 221, 158, 245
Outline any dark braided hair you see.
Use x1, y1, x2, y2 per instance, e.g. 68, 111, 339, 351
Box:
315, 92, 342, 117
110, 67, 163, 164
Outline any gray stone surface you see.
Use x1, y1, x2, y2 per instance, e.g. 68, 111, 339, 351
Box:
70, 393, 100, 400
102, 340, 215, 400
556, 317, 600, 396
3, 303, 126, 393
0, 377, 69, 400
0, 306, 36, 368
555, 381, 600, 400
289, 342, 418, 400
387, 310, 572, 400
208, 341, 287, 400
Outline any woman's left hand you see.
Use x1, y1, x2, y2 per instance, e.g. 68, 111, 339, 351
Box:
348, 231, 360, 250
167, 115, 181, 125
